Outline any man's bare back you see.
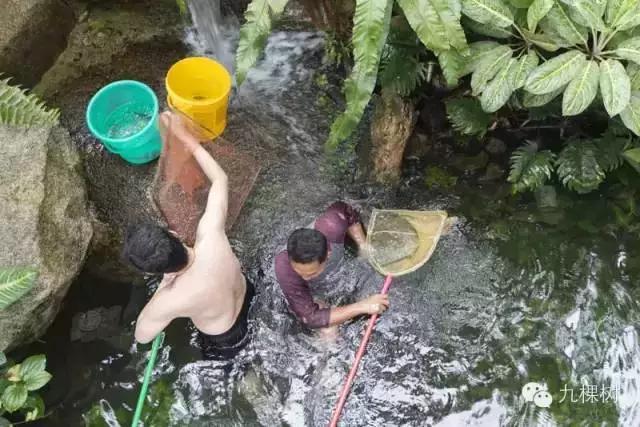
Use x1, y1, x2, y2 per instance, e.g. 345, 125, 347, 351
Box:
123, 112, 253, 359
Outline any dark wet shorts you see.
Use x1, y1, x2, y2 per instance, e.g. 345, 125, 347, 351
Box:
198, 278, 255, 360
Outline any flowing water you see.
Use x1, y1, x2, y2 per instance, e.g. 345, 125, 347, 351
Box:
22, 2, 640, 426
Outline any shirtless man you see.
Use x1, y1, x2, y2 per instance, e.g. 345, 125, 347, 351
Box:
274, 202, 389, 330
122, 112, 254, 360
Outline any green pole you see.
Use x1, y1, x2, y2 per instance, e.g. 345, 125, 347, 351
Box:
131, 333, 164, 427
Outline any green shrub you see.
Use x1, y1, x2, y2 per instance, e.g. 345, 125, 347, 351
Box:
444, 0, 640, 134
0, 354, 52, 424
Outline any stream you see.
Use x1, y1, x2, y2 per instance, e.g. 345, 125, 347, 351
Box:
22, 2, 640, 426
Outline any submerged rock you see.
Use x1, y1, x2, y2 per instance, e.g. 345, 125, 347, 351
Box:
0, 125, 92, 350
0, 0, 75, 87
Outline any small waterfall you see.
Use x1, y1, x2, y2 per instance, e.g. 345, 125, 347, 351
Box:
186, 0, 237, 73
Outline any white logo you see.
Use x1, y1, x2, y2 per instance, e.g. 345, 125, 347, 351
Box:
522, 382, 553, 408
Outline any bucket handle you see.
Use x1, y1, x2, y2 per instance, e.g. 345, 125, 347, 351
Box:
166, 96, 220, 141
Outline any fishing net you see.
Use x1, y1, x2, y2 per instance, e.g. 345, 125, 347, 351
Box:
367, 209, 448, 276
152, 112, 260, 246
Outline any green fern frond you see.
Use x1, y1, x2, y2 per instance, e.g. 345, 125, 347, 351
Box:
235, 0, 289, 86
0, 267, 38, 310
508, 141, 555, 193
595, 132, 629, 172
556, 140, 605, 194
0, 77, 59, 128
326, 0, 393, 150
379, 44, 427, 96
445, 97, 492, 136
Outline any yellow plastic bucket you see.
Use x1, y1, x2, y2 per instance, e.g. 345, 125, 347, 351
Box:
165, 57, 232, 140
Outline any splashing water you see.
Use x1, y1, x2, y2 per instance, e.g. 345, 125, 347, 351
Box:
105, 103, 153, 139
185, 0, 237, 73
33, 13, 640, 427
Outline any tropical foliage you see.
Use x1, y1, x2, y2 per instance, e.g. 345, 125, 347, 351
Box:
0, 268, 37, 311
445, 0, 640, 132
236, 0, 471, 149
234, 0, 640, 194
508, 131, 640, 193
0, 77, 59, 128
0, 354, 51, 424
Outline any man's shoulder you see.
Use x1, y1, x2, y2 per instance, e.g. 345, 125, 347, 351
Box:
274, 250, 303, 286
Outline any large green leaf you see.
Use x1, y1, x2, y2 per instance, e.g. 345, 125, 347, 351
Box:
462, 16, 513, 38
562, 60, 600, 115
556, 140, 606, 193
614, 2, 640, 31
481, 58, 517, 112
606, 0, 640, 28
1, 384, 27, 413
471, 45, 513, 95
20, 355, 46, 380
24, 371, 52, 392
437, 50, 466, 87
461, 0, 514, 27
398, 0, 469, 53
326, 0, 393, 149
235, 0, 290, 86
615, 37, 640, 65
629, 63, 640, 90
541, 2, 587, 46
511, 51, 539, 89
445, 97, 492, 136
620, 91, 640, 135
523, 86, 564, 106
563, 0, 606, 31
510, 0, 533, 7
0, 267, 37, 310
521, 28, 561, 51
525, 50, 586, 94
600, 59, 631, 116
623, 147, 640, 172
462, 41, 501, 75
508, 141, 555, 192
527, 0, 553, 30
0, 78, 59, 128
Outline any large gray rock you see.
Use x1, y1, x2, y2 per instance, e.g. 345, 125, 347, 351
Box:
0, 0, 75, 87
0, 125, 92, 350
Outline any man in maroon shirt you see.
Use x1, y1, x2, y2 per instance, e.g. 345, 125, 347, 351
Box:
274, 202, 389, 329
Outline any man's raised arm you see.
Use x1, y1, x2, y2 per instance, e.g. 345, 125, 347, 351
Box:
162, 112, 229, 232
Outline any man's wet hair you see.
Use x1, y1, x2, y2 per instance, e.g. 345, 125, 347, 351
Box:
287, 228, 328, 264
122, 223, 189, 274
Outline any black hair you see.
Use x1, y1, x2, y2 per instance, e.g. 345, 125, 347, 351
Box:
287, 228, 328, 264
122, 223, 189, 274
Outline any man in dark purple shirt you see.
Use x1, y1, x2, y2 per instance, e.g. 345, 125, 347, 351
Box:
274, 202, 389, 329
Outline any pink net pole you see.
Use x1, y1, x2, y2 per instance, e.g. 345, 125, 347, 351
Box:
328, 274, 394, 427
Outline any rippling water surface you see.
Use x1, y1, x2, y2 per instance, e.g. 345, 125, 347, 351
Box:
31, 5, 640, 426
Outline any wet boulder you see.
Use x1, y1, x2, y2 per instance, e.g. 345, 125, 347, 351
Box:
0, 0, 75, 87
0, 125, 92, 350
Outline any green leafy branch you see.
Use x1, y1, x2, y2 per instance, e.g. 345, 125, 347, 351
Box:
509, 133, 640, 193
0, 355, 51, 424
0, 77, 59, 128
451, 0, 640, 135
